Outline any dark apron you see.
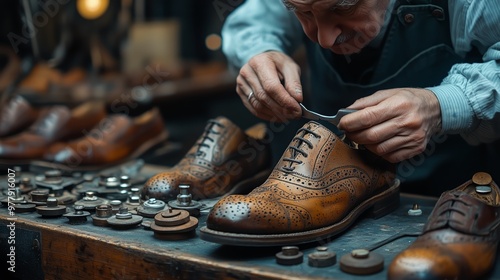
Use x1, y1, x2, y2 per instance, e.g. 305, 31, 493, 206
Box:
296, 0, 500, 196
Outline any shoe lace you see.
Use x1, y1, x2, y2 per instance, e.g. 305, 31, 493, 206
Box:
193, 120, 224, 158
433, 194, 470, 227
281, 127, 320, 173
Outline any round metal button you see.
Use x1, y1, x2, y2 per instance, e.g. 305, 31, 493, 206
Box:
276, 246, 303, 265
404, 13, 414, 23
340, 249, 384, 275
475, 185, 492, 194
431, 8, 444, 18
472, 172, 492, 185
308, 247, 336, 267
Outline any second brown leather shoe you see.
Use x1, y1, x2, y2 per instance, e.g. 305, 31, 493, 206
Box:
142, 116, 272, 202
40, 107, 168, 170
0, 95, 40, 137
0, 101, 106, 161
388, 172, 500, 280
200, 121, 399, 246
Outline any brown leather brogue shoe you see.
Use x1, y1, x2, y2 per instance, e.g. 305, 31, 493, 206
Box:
0, 95, 40, 137
142, 116, 272, 202
39, 107, 168, 170
0, 101, 106, 161
388, 172, 500, 280
200, 121, 399, 246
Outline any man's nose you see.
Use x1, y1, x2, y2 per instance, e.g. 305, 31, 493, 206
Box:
316, 20, 341, 49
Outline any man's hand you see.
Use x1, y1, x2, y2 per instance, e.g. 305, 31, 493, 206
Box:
236, 51, 303, 122
338, 88, 442, 163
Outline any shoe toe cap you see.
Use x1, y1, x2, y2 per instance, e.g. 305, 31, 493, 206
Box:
142, 171, 182, 202
388, 247, 463, 280
206, 194, 296, 234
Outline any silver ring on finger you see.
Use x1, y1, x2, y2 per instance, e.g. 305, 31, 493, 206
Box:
247, 91, 254, 102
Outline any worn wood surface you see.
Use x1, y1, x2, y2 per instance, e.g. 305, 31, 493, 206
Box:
2, 193, 500, 280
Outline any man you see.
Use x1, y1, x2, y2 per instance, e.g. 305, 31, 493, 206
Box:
222, 0, 500, 195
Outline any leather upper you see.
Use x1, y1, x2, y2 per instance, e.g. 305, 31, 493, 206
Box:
0, 101, 106, 160
388, 173, 500, 280
0, 96, 39, 137
425, 190, 500, 237
43, 107, 167, 166
206, 121, 396, 234
142, 116, 272, 201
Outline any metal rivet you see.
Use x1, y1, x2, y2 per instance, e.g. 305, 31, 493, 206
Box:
83, 174, 95, 182
308, 246, 336, 267
276, 246, 303, 265
30, 190, 49, 204
120, 175, 130, 184
105, 177, 120, 188
75, 192, 109, 210
74, 205, 84, 215
36, 198, 67, 217
115, 207, 133, 219
408, 203, 422, 216
110, 200, 122, 214
168, 185, 202, 217
137, 198, 167, 218
92, 205, 113, 226
44, 170, 63, 185
95, 204, 113, 217
475, 185, 492, 194
107, 207, 143, 229
144, 198, 165, 209
46, 197, 58, 208
64, 205, 90, 224
83, 192, 98, 201
341, 249, 384, 275
351, 249, 370, 259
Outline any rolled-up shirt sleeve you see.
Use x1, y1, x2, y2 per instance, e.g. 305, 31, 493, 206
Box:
221, 0, 303, 70
428, 0, 500, 145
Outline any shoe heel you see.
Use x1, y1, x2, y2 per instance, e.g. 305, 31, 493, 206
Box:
367, 179, 400, 219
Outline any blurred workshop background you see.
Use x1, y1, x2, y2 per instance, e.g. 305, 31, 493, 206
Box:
0, 0, 280, 167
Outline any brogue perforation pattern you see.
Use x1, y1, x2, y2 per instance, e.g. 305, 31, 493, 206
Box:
268, 166, 372, 191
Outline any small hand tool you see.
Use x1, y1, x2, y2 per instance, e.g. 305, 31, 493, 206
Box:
300, 103, 357, 126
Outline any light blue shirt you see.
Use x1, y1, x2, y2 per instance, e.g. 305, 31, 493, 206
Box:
222, 0, 500, 145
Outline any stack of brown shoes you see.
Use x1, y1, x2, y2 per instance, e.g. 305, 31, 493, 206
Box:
142, 116, 272, 202
0, 100, 106, 163
0, 95, 169, 170
0, 95, 40, 137
388, 172, 500, 280
40, 107, 168, 170
200, 121, 399, 246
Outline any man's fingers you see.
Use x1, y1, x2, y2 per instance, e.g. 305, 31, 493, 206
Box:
348, 89, 397, 109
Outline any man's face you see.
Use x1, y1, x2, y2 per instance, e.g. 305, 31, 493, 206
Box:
283, 0, 390, 54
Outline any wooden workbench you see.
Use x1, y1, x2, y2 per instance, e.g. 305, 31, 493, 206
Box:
1, 174, 500, 279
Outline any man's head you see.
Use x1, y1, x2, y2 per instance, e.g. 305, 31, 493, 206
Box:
282, 0, 390, 54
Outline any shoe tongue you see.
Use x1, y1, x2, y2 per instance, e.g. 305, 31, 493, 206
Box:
192, 116, 245, 163
280, 121, 333, 172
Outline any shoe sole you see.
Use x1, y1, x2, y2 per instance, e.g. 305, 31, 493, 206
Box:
30, 130, 170, 172
199, 179, 400, 247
